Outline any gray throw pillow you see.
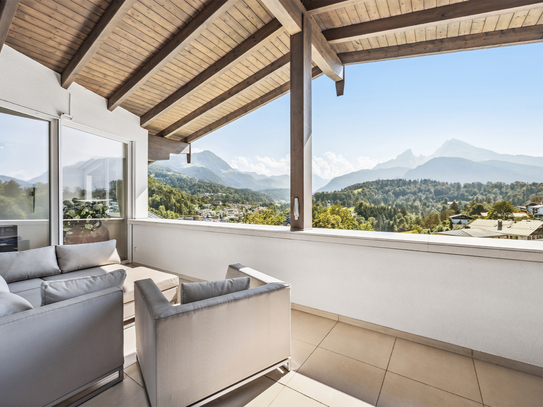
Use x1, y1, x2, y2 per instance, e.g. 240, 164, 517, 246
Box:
0, 246, 61, 283
0, 275, 9, 293
0, 292, 33, 317
41, 268, 126, 305
181, 277, 250, 304
55, 240, 121, 273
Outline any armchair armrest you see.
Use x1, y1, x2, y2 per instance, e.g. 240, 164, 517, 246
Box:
226, 263, 288, 288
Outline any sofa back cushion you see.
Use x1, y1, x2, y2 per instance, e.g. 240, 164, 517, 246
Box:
0, 246, 61, 283
41, 268, 126, 305
181, 277, 250, 304
0, 292, 33, 317
55, 240, 121, 273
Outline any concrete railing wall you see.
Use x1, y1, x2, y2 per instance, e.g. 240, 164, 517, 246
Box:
130, 219, 543, 369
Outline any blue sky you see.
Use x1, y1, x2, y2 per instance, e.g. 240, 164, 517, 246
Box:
194, 42, 543, 180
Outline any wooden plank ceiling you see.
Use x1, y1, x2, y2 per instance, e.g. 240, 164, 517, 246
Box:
3, 0, 543, 144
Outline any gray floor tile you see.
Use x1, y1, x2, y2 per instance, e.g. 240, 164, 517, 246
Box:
297, 347, 385, 406
124, 363, 144, 387
320, 322, 396, 369
377, 372, 483, 407
474, 359, 543, 407
80, 376, 149, 407
204, 376, 284, 407
291, 310, 337, 346
269, 387, 326, 407
388, 339, 482, 402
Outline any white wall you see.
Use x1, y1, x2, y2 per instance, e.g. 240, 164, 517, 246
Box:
131, 219, 543, 369
0, 45, 148, 218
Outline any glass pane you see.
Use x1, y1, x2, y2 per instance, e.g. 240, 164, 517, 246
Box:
62, 126, 128, 260
0, 108, 50, 251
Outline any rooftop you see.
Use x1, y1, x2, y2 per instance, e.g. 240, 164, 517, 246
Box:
469, 218, 543, 237
437, 228, 504, 238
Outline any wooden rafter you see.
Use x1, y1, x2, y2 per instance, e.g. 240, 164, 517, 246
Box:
304, 0, 366, 15
0, 0, 20, 54
182, 67, 323, 144
148, 135, 190, 162
140, 19, 283, 128
156, 54, 291, 139
108, 0, 237, 111
61, 0, 137, 89
261, 0, 344, 83
324, 0, 543, 44
338, 25, 543, 65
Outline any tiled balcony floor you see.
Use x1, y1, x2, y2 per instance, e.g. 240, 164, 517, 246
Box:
82, 309, 543, 407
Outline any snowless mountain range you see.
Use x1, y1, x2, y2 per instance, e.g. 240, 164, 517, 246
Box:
150, 139, 543, 194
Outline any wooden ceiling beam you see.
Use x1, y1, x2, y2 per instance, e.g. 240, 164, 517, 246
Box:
61, 0, 137, 89
140, 19, 283, 128
324, 0, 543, 44
156, 54, 290, 139
304, 0, 368, 16
0, 0, 20, 54
148, 134, 190, 162
338, 25, 543, 65
182, 67, 323, 144
261, 0, 344, 83
108, 0, 237, 111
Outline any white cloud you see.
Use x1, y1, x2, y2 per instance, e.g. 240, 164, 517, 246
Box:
231, 156, 271, 175
256, 155, 290, 174
230, 152, 378, 179
313, 152, 378, 179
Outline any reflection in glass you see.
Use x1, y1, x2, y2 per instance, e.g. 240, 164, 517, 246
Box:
0, 108, 50, 251
62, 126, 127, 259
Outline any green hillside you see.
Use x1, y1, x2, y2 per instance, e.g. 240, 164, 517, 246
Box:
148, 175, 206, 219
149, 165, 276, 205
314, 179, 543, 214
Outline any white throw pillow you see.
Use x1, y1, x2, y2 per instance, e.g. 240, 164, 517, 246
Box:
0, 292, 33, 317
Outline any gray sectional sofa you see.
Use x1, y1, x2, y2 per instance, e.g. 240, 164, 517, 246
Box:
0, 240, 180, 406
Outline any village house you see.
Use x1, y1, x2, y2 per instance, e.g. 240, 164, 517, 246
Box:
468, 219, 543, 240
449, 214, 476, 225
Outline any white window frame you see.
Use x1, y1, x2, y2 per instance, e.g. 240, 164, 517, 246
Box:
0, 100, 135, 261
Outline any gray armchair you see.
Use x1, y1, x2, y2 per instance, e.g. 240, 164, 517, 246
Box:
134, 264, 291, 407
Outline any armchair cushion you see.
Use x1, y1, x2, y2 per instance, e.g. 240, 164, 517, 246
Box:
41, 268, 126, 305
0, 246, 60, 283
180, 276, 250, 304
55, 240, 121, 273
0, 292, 33, 317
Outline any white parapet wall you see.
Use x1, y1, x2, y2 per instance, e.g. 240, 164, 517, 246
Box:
131, 219, 543, 369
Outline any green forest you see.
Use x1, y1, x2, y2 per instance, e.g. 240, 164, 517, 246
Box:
311, 179, 542, 233
145, 172, 543, 233
314, 179, 543, 212
0, 180, 49, 219
148, 175, 206, 219
149, 166, 276, 205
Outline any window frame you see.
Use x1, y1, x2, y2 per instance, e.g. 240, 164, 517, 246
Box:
0, 100, 134, 260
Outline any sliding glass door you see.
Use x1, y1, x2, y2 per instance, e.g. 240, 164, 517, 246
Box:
62, 126, 128, 260
0, 108, 50, 251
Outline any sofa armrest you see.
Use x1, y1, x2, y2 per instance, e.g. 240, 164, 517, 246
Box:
226, 263, 288, 288
0, 287, 123, 407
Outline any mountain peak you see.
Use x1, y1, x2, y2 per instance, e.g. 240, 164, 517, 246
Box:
397, 149, 414, 158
